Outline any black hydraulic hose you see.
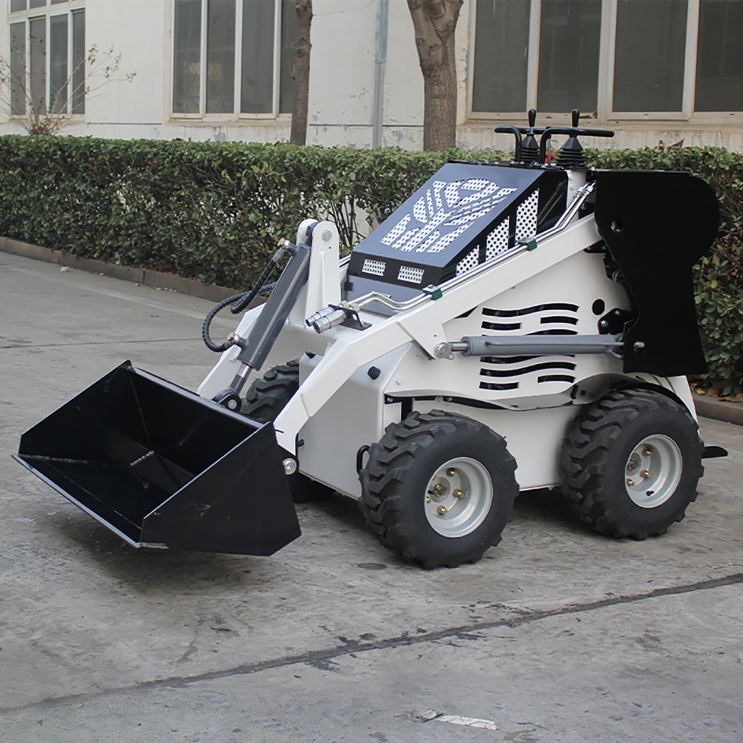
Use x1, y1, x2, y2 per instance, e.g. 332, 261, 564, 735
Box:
201, 291, 252, 353
231, 254, 280, 313
201, 248, 286, 353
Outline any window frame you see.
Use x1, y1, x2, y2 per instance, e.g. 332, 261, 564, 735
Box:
7, 0, 86, 118
467, 0, 743, 124
170, 0, 290, 120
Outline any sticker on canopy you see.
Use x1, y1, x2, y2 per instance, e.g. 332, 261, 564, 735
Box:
381, 178, 518, 254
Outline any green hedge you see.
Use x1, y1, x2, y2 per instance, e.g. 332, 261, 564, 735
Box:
0, 136, 740, 392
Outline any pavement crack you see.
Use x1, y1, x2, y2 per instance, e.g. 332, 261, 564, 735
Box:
2, 571, 742, 715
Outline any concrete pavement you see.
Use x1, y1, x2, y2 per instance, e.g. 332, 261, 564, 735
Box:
0, 252, 741, 742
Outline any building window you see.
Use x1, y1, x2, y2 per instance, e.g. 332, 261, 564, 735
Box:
695, 0, 743, 112
8, 1, 86, 117
471, 0, 530, 113
537, 0, 601, 113
471, 0, 743, 120
172, 0, 298, 117
613, 0, 687, 112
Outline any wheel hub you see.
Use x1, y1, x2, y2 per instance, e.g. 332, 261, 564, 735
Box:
424, 457, 493, 538
428, 478, 451, 501
624, 434, 683, 508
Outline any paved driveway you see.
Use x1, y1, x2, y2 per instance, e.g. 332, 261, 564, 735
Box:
1, 252, 741, 742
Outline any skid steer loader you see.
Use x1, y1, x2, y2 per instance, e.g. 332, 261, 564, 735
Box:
16, 110, 727, 568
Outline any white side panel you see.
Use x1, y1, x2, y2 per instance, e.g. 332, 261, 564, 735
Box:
388, 248, 629, 407
297, 347, 409, 498
667, 376, 696, 419
413, 400, 577, 491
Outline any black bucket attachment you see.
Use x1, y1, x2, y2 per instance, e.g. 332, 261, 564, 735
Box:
15, 362, 300, 555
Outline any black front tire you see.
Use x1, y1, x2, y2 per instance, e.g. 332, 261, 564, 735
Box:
560, 388, 704, 539
243, 359, 330, 503
242, 360, 301, 421
359, 410, 518, 569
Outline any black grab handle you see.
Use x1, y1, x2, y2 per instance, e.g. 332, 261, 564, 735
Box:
539, 109, 614, 164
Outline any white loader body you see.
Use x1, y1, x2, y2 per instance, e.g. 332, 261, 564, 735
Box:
198, 180, 695, 500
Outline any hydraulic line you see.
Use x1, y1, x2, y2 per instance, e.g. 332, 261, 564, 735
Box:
201, 247, 287, 353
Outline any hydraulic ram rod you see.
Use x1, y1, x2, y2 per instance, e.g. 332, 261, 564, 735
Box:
450, 334, 623, 357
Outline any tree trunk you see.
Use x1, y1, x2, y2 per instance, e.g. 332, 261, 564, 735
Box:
290, 0, 312, 146
407, 0, 462, 151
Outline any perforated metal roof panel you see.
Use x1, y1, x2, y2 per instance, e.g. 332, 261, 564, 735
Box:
347, 162, 566, 300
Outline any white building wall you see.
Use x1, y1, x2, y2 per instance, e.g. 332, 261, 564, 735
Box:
377, 0, 422, 149
0, 0, 740, 151
84, 0, 167, 137
306, 0, 376, 147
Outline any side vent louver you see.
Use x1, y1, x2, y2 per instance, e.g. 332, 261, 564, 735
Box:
485, 218, 510, 260
477, 302, 581, 392
456, 247, 480, 275
454, 189, 541, 278
515, 190, 539, 241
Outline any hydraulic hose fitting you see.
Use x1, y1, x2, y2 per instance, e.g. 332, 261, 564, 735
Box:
310, 308, 347, 334
307, 302, 369, 334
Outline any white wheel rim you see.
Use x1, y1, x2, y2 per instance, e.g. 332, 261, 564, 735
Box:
424, 457, 493, 538
624, 434, 683, 508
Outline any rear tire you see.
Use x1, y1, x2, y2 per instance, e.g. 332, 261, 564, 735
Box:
560, 388, 704, 538
243, 359, 330, 503
359, 410, 518, 569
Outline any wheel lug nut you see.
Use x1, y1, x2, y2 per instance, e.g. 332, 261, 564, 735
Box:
453, 489, 465, 498
436, 505, 448, 515
626, 478, 635, 487
446, 468, 457, 477
641, 447, 652, 457
425, 495, 431, 503
640, 469, 650, 479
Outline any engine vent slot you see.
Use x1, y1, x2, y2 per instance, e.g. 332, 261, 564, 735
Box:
482, 321, 521, 332
479, 381, 520, 391
480, 361, 576, 378
362, 258, 386, 277
538, 374, 576, 384
540, 315, 578, 325
482, 303, 579, 318
397, 265, 425, 284
530, 329, 578, 335
481, 355, 539, 364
